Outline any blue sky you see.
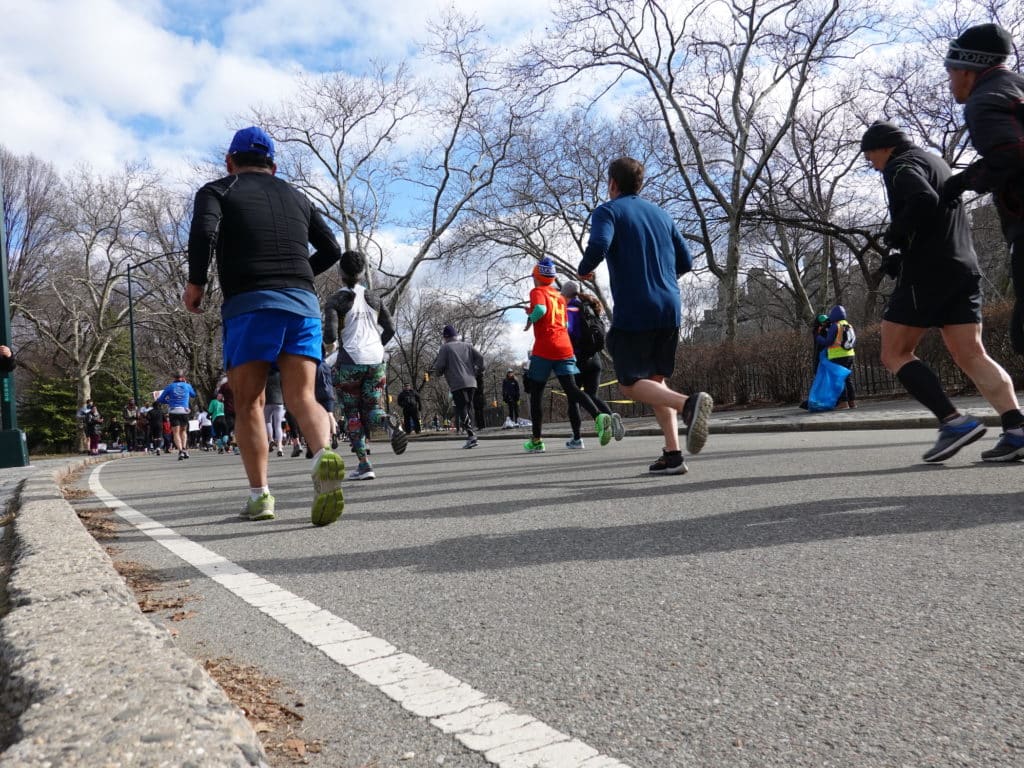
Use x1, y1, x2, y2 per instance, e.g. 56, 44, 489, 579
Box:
0, 0, 558, 359
0, 0, 553, 174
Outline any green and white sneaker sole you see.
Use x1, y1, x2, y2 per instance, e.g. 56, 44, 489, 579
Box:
311, 450, 345, 526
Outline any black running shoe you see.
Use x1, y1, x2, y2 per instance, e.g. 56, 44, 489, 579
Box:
387, 414, 408, 455
649, 450, 688, 475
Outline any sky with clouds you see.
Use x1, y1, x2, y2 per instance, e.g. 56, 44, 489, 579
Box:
1, 0, 559, 359
0, 0, 553, 174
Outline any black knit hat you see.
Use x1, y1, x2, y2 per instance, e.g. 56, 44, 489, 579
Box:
860, 121, 911, 152
945, 23, 1013, 71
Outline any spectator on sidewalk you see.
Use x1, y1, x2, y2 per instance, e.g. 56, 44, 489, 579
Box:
502, 369, 520, 425
84, 404, 103, 456
863, 119, 1024, 462
816, 305, 857, 409
0, 345, 16, 374
123, 398, 140, 452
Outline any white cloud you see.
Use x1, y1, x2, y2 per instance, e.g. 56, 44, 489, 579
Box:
0, 0, 556, 175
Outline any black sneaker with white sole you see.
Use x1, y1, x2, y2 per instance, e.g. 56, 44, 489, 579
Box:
649, 450, 688, 475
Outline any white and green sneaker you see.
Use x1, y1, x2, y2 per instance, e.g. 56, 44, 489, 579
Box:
523, 438, 546, 454
610, 412, 625, 441
595, 413, 612, 446
311, 449, 345, 526
243, 492, 276, 521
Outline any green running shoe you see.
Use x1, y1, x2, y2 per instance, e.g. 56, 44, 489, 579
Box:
595, 413, 612, 446
243, 492, 276, 521
523, 438, 546, 453
311, 449, 345, 526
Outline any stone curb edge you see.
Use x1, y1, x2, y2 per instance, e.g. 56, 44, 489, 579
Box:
0, 457, 269, 767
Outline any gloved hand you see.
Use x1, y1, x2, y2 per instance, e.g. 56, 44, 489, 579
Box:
879, 253, 902, 279
882, 226, 907, 251
940, 172, 969, 209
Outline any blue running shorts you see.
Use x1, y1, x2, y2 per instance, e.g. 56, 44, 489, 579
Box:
223, 310, 323, 370
527, 355, 579, 382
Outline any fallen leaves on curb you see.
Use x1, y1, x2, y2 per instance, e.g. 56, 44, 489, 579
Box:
65, 473, 323, 766
204, 657, 322, 764
75, 506, 118, 540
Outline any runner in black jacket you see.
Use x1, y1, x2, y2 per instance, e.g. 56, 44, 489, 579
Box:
862, 120, 1024, 463
942, 23, 1024, 354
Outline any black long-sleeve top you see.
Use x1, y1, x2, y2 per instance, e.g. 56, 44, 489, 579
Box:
960, 66, 1024, 238
883, 144, 979, 287
187, 171, 341, 299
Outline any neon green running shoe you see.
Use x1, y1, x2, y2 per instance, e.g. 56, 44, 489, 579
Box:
595, 413, 612, 446
243, 492, 276, 521
523, 438, 546, 453
311, 449, 345, 527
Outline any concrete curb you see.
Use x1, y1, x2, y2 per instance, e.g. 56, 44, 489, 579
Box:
0, 458, 269, 767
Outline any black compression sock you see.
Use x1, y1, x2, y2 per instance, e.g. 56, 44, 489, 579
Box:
1000, 409, 1024, 431
896, 360, 956, 421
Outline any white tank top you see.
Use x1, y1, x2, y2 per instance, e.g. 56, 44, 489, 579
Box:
341, 285, 385, 365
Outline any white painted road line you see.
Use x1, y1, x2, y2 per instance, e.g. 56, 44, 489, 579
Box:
89, 464, 631, 768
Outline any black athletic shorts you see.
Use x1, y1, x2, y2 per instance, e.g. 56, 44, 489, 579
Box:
606, 326, 679, 386
169, 413, 190, 428
883, 274, 982, 327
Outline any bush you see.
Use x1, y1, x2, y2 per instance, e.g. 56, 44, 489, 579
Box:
667, 300, 1024, 407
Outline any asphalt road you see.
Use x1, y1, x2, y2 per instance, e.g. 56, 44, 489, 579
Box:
88, 430, 1024, 768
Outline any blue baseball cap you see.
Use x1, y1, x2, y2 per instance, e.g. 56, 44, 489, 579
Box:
227, 126, 275, 160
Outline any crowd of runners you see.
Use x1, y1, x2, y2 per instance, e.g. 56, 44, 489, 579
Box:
90, 21, 1024, 526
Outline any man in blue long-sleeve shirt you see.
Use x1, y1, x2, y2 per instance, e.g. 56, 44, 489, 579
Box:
158, 370, 197, 461
577, 156, 713, 476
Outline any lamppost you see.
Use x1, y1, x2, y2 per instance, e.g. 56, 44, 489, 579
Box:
0, 159, 28, 466
126, 252, 182, 406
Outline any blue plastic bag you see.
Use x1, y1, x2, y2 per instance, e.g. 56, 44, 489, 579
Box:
807, 351, 851, 412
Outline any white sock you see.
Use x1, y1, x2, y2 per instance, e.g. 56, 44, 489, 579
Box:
312, 448, 326, 464
249, 486, 270, 501
1007, 427, 1024, 436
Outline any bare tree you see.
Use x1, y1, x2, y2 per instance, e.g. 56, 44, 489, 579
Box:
518, 0, 884, 339
122, 186, 226, 400
14, 164, 160, 404
253, 63, 417, 268
253, 12, 537, 317
1, 147, 64, 328
449, 110, 659, 320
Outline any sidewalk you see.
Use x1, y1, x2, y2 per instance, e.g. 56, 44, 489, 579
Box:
0, 395, 1007, 765
415, 394, 1002, 443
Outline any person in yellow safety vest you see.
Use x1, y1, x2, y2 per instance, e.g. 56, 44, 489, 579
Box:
816, 304, 857, 409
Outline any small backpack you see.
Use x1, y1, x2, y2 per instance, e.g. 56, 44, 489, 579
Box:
575, 301, 606, 356
840, 323, 856, 351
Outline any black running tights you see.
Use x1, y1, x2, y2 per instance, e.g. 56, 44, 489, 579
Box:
530, 373, 601, 440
